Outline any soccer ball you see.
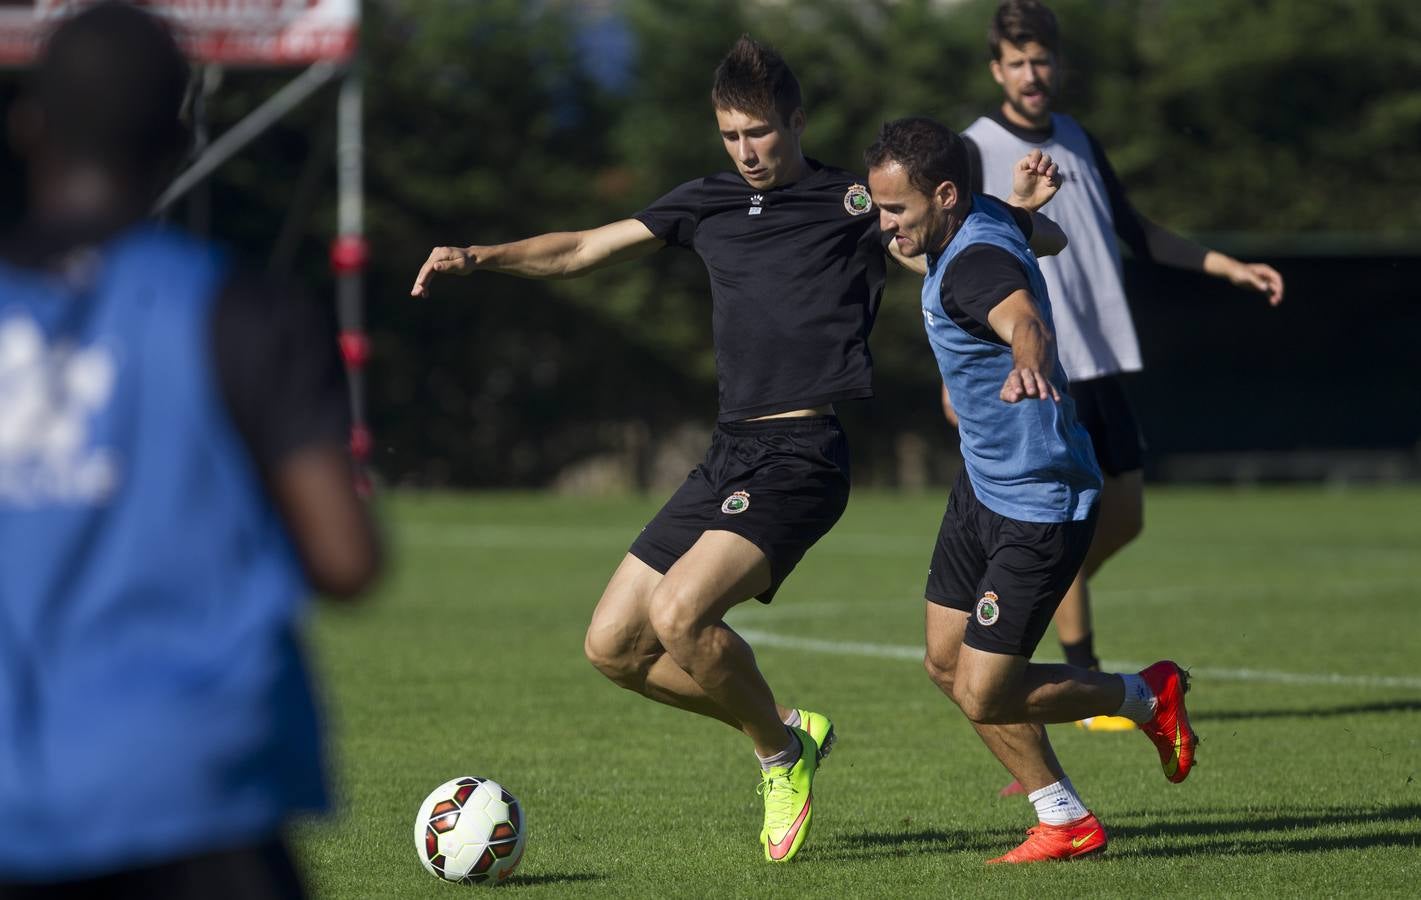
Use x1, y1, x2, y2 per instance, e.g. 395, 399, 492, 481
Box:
415, 777, 526, 885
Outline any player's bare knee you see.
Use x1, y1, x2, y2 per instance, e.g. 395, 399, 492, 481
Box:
1106, 502, 1143, 552
581, 632, 623, 680
1104, 480, 1145, 551
1086, 509, 1142, 576
956, 689, 1001, 724
954, 675, 1012, 723
646, 583, 701, 653
923, 651, 958, 698
582, 629, 644, 689
1121, 507, 1144, 547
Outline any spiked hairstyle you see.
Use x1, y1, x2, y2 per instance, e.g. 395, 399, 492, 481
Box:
710, 35, 803, 125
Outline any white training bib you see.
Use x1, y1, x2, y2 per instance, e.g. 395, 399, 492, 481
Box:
964, 113, 1143, 380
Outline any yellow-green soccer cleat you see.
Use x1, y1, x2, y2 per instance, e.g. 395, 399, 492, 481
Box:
795, 709, 837, 763
759, 727, 817, 862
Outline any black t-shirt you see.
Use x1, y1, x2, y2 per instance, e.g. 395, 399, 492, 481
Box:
635, 159, 887, 421
0, 225, 348, 473
939, 202, 1034, 347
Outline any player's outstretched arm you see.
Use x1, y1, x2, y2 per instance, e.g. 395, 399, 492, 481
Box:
987, 289, 1062, 404
1138, 215, 1284, 306
1202, 244, 1285, 306
410, 218, 662, 297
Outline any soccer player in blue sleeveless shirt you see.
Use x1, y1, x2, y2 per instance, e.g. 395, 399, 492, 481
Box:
866, 117, 1198, 863
0, 5, 380, 896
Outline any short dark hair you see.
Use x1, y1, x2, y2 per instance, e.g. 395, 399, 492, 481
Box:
988, 0, 1061, 59
864, 117, 970, 198
31, 2, 190, 172
710, 35, 802, 125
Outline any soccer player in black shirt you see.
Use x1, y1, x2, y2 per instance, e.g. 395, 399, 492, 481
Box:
411, 35, 910, 862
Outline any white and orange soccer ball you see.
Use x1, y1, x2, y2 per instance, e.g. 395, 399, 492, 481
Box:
414, 777, 526, 885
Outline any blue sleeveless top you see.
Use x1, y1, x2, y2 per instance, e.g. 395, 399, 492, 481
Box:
0, 226, 325, 879
921, 196, 1101, 523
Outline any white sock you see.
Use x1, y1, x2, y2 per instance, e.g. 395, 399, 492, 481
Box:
1028, 778, 1089, 826
782, 709, 802, 729
757, 728, 802, 772
1115, 673, 1157, 724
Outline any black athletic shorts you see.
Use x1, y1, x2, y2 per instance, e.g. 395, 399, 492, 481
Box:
0, 838, 304, 900
925, 468, 1098, 657
629, 416, 850, 603
1069, 374, 1145, 476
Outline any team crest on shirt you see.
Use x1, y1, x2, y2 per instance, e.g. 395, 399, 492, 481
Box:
843, 183, 872, 215
721, 490, 751, 514
748, 194, 764, 216
975, 591, 1001, 626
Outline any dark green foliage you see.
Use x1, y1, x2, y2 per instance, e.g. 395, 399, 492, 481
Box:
1, 1, 1415, 485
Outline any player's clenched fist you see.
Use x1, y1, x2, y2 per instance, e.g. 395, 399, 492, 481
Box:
1009, 149, 1062, 212
410, 246, 479, 298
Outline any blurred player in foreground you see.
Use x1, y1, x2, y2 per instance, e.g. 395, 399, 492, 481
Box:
0, 4, 380, 897
866, 116, 1197, 863
957, 0, 1284, 735
412, 35, 926, 862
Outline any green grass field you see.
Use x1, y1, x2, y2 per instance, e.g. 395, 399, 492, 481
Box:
300, 487, 1421, 897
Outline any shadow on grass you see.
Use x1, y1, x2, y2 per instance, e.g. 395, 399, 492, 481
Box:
1194, 699, 1421, 722
815, 804, 1421, 862
1105, 803, 1421, 858
813, 826, 1019, 861
504, 872, 603, 888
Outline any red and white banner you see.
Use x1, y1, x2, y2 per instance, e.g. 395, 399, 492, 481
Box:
0, 0, 359, 67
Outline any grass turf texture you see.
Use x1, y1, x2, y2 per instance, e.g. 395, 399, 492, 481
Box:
299, 487, 1421, 897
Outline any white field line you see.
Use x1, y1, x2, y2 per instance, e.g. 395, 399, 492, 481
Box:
398, 521, 1418, 562
399, 522, 1418, 608
1084, 578, 1421, 608
396, 521, 1419, 688
397, 522, 626, 550
734, 629, 1421, 692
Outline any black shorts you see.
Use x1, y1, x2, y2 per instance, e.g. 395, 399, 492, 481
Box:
925, 468, 1098, 657
0, 839, 304, 900
629, 416, 850, 603
1069, 374, 1145, 476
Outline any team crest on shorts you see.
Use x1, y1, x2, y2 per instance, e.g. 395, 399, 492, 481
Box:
975, 591, 1001, 626
843, 183, 872, 215
721, 490, 750, 515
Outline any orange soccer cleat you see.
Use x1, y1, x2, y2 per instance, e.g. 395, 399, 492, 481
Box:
1138, 660, 1197, 783
987, 812, 1108, 864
